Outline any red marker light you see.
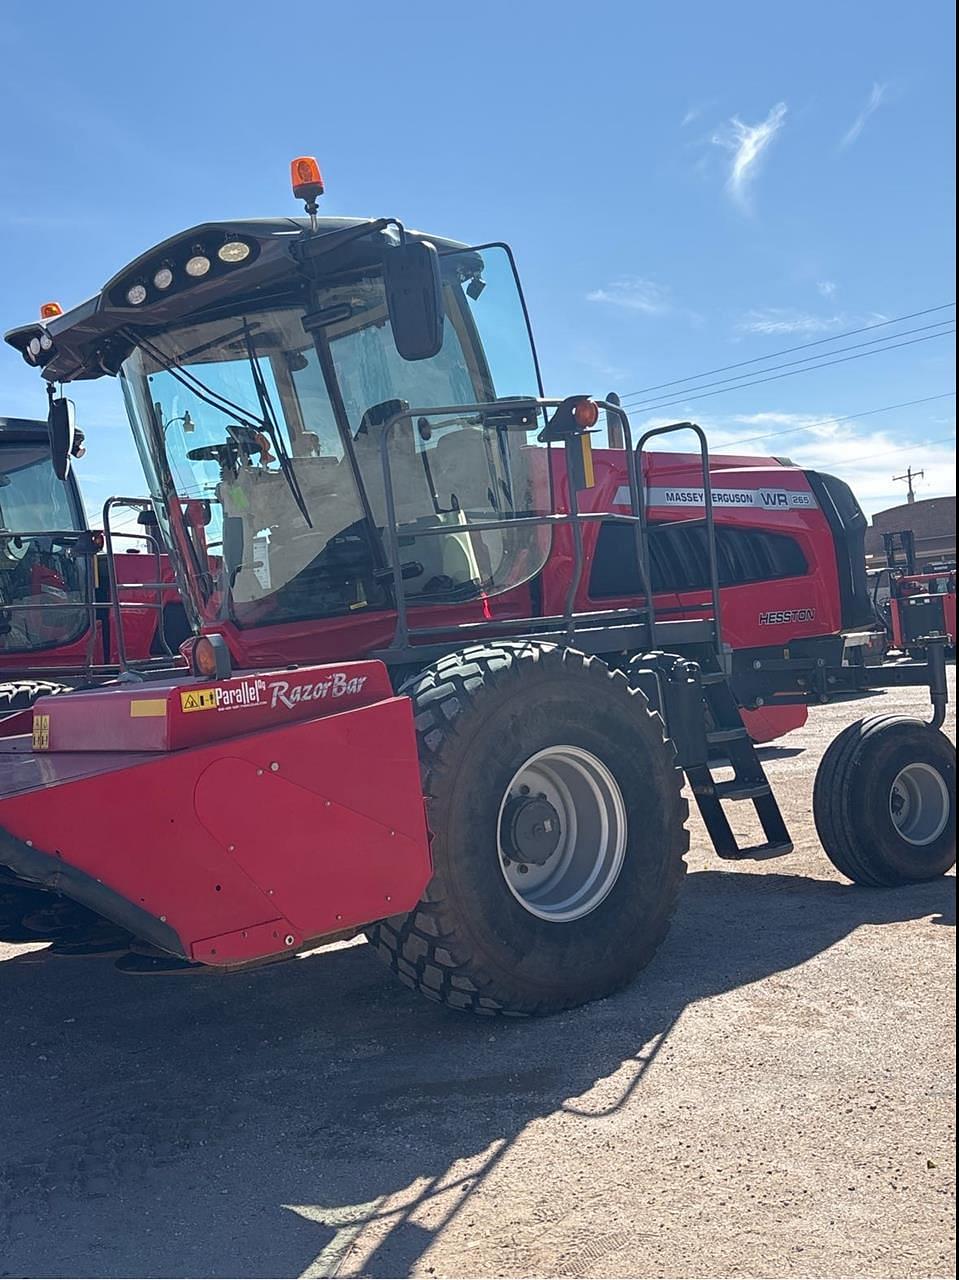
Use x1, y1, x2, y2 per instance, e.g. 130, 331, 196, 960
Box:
572, 398, 600, 430
40, 301, 63, 320
290, 156, 324, 202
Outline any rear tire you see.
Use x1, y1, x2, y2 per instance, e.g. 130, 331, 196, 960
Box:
0, 679, 71, 716
814, 715, 956, 886
368, 642, 689, 1015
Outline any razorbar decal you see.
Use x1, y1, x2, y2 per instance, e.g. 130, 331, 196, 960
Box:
613, 485, 818, 510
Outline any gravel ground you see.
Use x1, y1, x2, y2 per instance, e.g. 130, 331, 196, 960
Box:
0, 672, 954, 1280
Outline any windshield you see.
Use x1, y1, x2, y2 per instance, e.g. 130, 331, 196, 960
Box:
0, 443, 81, 534
0, 443, 89, 653
121, 245, 547, 631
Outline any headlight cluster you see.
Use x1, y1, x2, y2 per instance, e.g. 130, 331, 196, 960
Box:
26, 331, 54, 360
117, 237, 256, 308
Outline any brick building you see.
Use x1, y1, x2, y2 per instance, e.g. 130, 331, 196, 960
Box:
865, 495, 956, 567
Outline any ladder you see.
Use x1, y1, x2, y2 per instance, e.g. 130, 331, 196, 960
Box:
634, 420, 793, 861
687, 664, 793, 860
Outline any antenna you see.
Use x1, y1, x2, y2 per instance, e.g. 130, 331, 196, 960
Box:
892, 465, 924, 504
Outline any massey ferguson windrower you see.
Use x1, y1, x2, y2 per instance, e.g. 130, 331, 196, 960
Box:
1, 160, 954, 1012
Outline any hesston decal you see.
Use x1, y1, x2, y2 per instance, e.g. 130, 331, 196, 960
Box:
759, 608, 817, 625
180, 672, 369, 714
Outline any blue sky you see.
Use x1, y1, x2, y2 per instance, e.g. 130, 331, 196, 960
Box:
0, 0, 954, 517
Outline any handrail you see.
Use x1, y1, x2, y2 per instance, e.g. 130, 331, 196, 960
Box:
376, 397, 658, 654
101, 496, 171, 678
637, 422, 723, 657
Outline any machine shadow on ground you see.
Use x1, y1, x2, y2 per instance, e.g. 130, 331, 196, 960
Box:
0, 868, 954, 1279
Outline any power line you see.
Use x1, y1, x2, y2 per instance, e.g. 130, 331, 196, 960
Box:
615, 301, 956, 404
808, 434, 955, 472
625, 328, 955, 416
711, 392, 957, 450
619, 319, 954, 411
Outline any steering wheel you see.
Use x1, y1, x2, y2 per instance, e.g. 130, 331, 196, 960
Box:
187, 442, 239, 464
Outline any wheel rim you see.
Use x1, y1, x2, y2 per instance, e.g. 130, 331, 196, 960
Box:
496, 745, 627, 922
888, 762, 951, 846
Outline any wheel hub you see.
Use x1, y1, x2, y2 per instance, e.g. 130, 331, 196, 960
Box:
500, 793, 563, 866
496, 745, 628, 923
888, 762, 950, 846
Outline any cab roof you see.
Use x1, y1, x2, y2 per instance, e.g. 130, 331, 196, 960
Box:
4, 216, 466, 386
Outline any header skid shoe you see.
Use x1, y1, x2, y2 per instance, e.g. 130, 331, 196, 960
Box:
0, 662, 432, 968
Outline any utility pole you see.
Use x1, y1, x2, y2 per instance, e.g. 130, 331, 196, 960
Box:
892, 465, 924, 504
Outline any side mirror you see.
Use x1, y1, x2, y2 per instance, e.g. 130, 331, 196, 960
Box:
384, 240, 444, 361
48, 396, 76, 480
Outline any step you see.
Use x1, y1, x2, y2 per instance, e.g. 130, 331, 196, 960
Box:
714, 780, 772, 801
699, 670, 727, 685
706, 727, 750, 745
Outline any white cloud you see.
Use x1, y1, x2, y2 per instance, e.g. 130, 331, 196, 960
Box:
712, 102, 788, 208
587, 278, 671, 314
633, 407, 956, 516
738, 308, 846, 336
817, 281, 837, 298
840, 82, 889, 149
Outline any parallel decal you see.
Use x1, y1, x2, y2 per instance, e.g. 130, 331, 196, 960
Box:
612, 485, 818, 510
179, 672, 368, 714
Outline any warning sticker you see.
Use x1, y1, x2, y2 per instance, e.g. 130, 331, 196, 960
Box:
33, 714, 50, 751
180, 689, 218, 713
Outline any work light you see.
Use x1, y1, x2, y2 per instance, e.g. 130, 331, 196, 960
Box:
185, 253, 211, 278
217, 240, 251, 264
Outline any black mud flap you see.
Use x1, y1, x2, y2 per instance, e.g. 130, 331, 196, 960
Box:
0, 826, 187, 959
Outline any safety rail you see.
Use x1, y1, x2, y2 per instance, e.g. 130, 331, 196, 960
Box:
371, 398, 721, 663
0, 497, 186, 683
0, 525, 100, 670
101, 496, 177, 676
636, 421, 724, 656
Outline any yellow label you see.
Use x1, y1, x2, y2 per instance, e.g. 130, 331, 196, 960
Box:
33, 713, 50, 751
180, 688, 217, 713
130, 698, 168, 718
581, 434, 595, 488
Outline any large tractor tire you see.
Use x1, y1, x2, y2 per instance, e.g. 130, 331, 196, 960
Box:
814, 715, 956, 886
0, 679, 71, 716
368, 642, 689, 1015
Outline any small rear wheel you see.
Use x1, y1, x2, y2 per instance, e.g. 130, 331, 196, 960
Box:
368, 642, 689, 1015
814, 715, 956, 886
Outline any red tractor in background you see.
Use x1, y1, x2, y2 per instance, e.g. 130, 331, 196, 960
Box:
879, 529, 956, 657
0, 160, 953, 1012
0, 414, 190, 710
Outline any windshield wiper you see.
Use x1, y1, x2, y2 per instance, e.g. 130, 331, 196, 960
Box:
241, 323, 312, 528
123, 327, 312, 528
